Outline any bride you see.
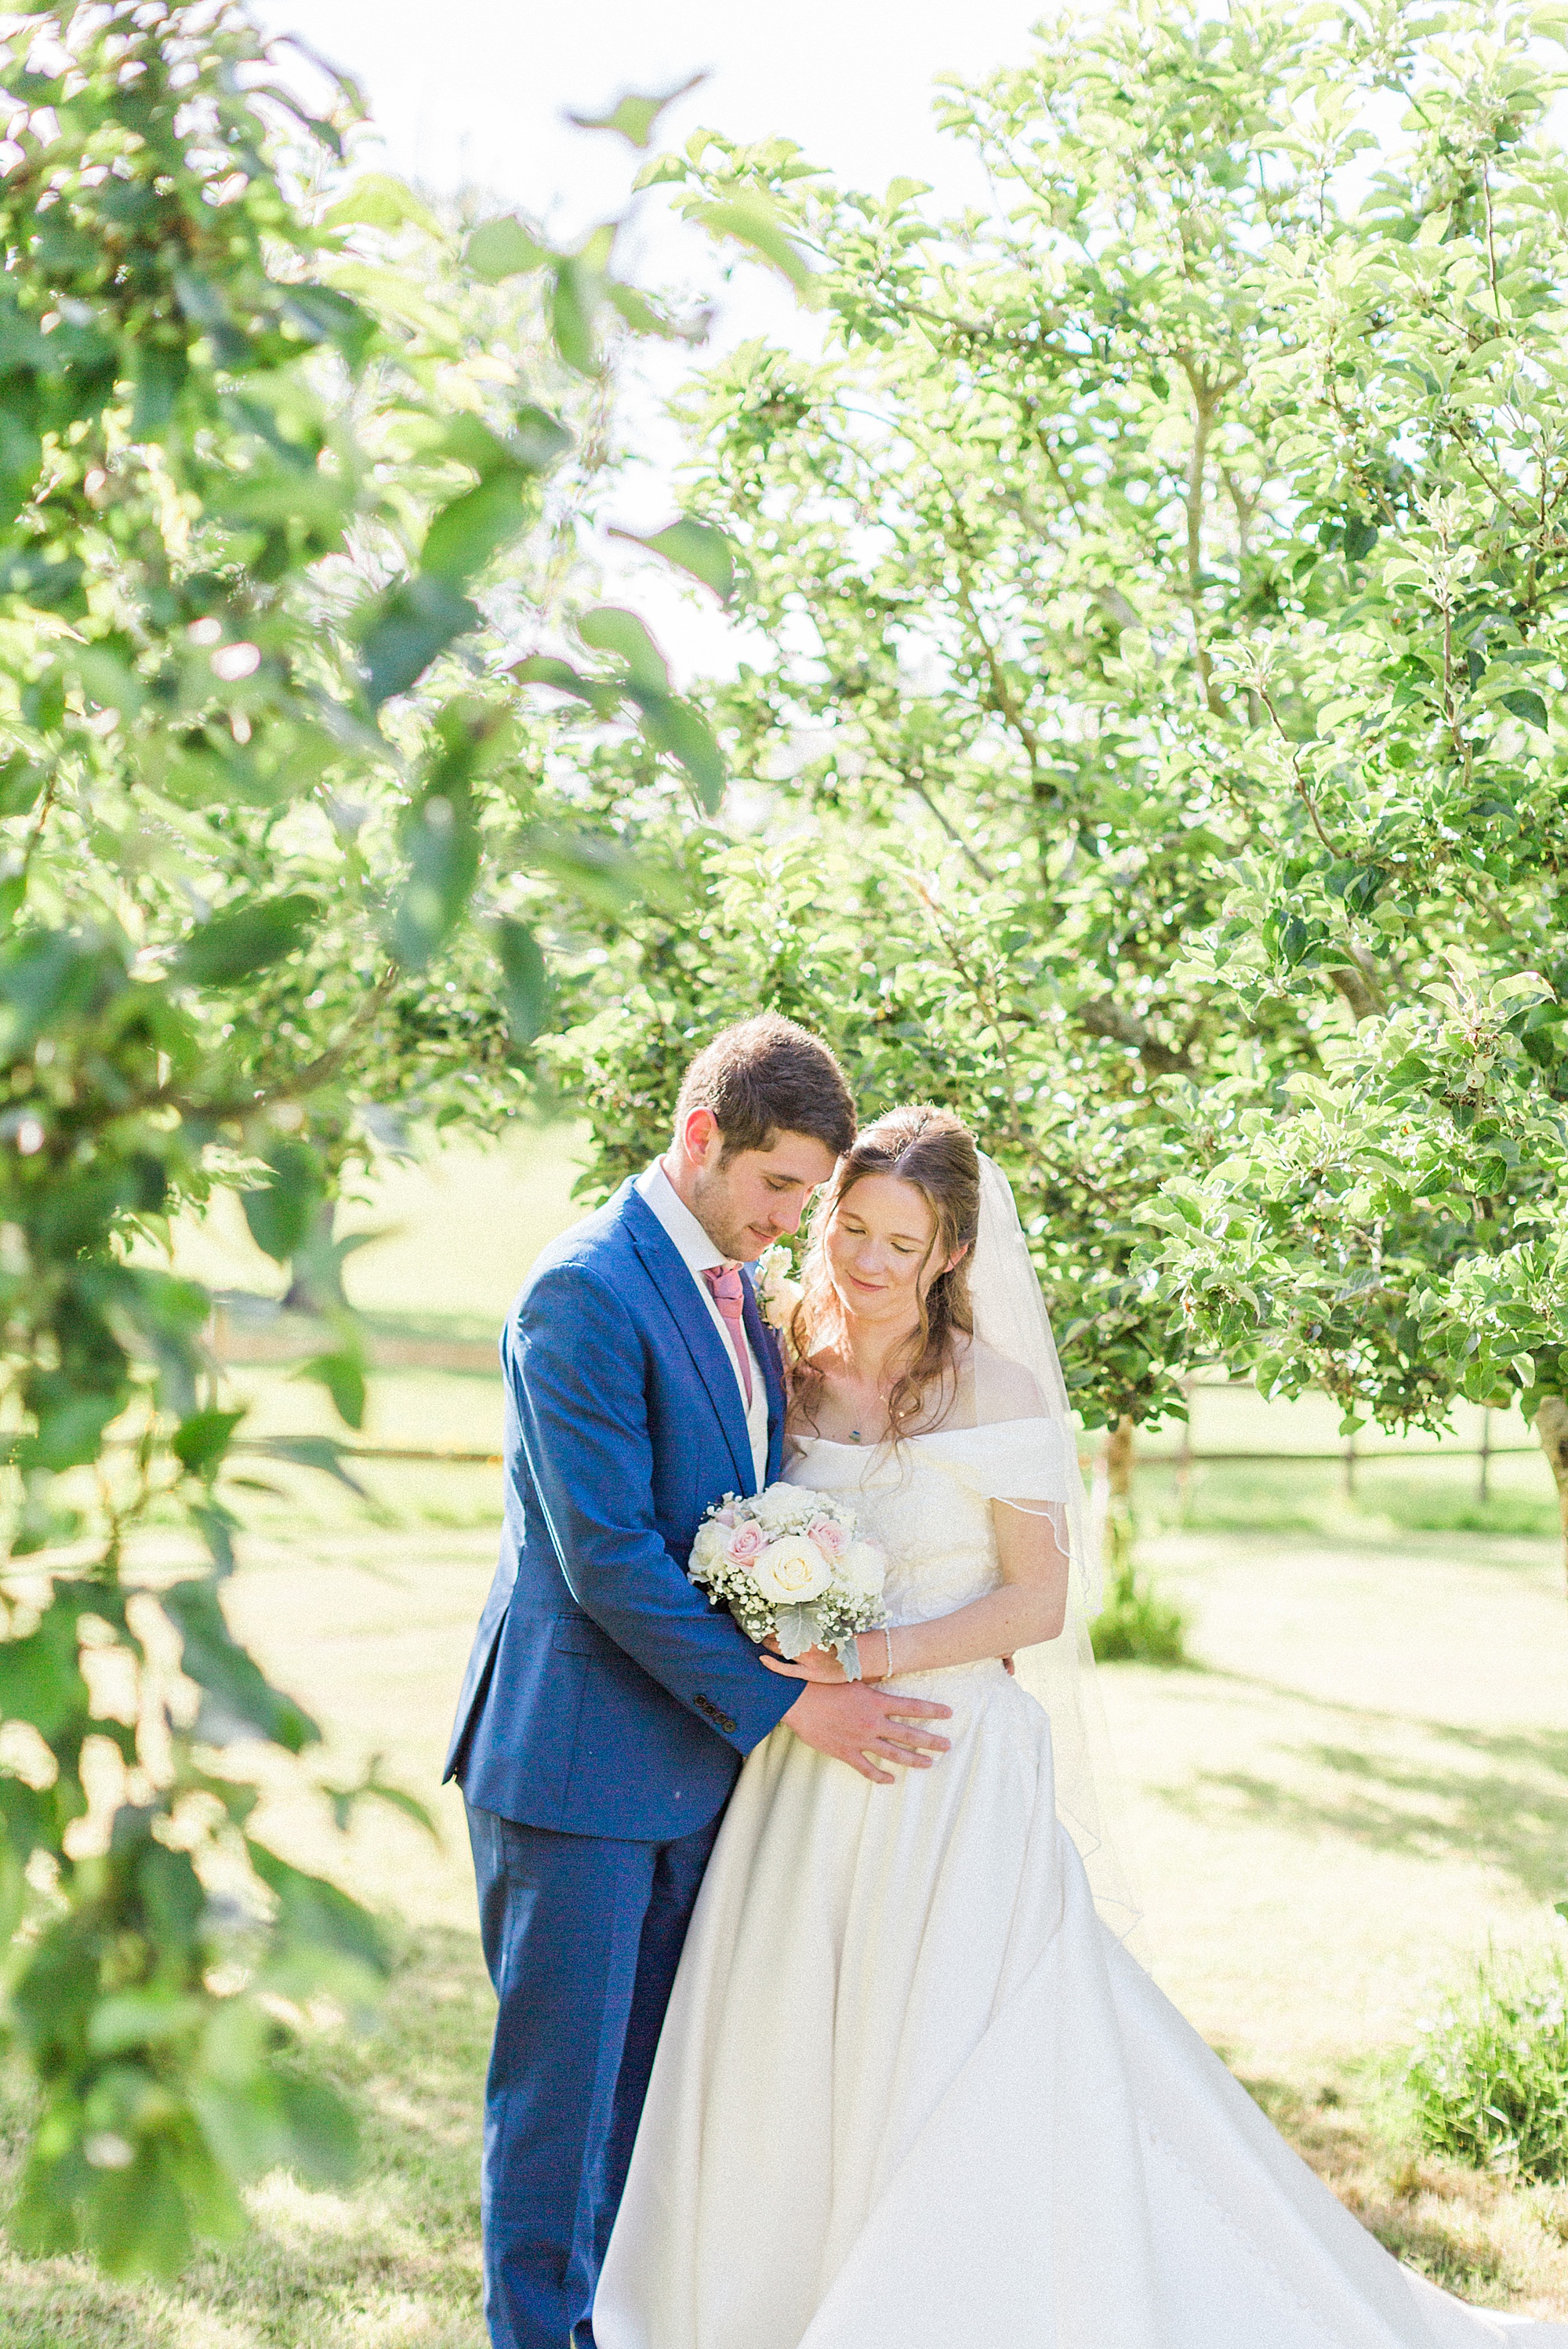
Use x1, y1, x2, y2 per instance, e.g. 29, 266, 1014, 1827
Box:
594, 1104, 1563, 2348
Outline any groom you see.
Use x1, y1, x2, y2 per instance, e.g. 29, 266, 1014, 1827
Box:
445, 1014, 954, 2349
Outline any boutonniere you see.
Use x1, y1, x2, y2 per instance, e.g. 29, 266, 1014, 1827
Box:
754, 1243, 804, 1344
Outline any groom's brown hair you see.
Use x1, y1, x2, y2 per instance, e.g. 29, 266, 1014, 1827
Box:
676, 1015, 855, 1163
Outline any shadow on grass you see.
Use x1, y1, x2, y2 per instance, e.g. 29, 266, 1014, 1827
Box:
0, 1926, 492, 2349
1160, 1683, 1568, 1901
1231, 2064, 1526, 2307
6, 1916, 1563, 2335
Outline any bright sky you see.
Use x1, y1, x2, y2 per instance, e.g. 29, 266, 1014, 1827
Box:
247, 0, 1051, 678
251, 1, 1044, 234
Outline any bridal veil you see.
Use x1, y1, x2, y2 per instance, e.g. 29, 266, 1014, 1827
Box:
963, 1152, 1142, 1942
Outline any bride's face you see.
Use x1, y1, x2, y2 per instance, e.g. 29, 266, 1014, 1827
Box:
825, 1174, 960, 1330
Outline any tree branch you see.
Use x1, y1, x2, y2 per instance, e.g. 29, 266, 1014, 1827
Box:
22, 768, 60, 874
1254, 680, 1342, 856
1178, 363, 1236, 719
909, 883, 1027, 1151
1076, 995, 1196, 1073
1329, 946, 1387, 1022
78, 964, 401, 1131
949, 563, 1044, 777
900, 775, 996, 882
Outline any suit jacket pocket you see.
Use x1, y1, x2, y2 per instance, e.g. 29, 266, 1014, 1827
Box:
552, 1613, 613, 1655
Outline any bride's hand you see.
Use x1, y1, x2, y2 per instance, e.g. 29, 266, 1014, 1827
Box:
760, 1638, 852, 1683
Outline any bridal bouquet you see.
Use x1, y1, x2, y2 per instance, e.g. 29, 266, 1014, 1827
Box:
688, 1484, 887, 1680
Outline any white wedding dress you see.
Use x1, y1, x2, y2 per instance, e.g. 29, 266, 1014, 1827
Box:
594, 1427, 1566, 2349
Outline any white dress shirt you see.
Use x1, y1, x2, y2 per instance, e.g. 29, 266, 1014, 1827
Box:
635, 1160, 769, 1490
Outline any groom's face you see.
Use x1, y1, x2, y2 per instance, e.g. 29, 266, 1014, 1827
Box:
681, 1110, 837, 1263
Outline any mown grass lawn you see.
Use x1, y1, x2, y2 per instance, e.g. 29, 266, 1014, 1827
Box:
0, 1924, 492, 2348
5, 1123, 1568, 2340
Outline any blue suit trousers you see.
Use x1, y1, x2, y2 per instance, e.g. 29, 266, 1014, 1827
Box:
465, 1799, 722, 2349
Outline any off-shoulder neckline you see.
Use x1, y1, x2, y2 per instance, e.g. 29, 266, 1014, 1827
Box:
792, 1420, 1056, 1449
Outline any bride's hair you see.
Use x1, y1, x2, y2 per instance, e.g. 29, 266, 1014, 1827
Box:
790, 1104, 981, 1442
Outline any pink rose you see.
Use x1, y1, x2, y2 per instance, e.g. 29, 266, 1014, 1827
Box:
807, 1516, 848, 1558
726, 1521, 766, 1563
714, 1505, 737, 1527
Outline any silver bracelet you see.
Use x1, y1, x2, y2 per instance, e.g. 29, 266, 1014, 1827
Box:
884, 1626, 895, 1679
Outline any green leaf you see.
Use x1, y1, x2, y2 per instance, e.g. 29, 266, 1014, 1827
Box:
465, 214, 550, 281
324, 172, 441, 238
510, 405, 575, 470
0, 408, 42, 522
325, 1752, 439, 1840
19, 1384, 123, 1475
551, 257, 600, 375
357, 576, 478, 709
626, 686, 727, 812
172, 1408, 245, 1479
162, 1579, 320, 1752
690, 191, 815, 292
87, 1990, 207, 2056
1278, 914, 1309, 967
431, 409, 572, 478
0, 923, 100, 1064
604, 282, 694, 341
495, 918, 550, 1043
521, 824, 659, 918
241, 1141, 325, 1264
1342, 514, 1380, 561
420, 473, 529, 588
82, 2143, 222, 2280
1501, 687, 1549, 732
0, 1615, 89, 1741
129, 347, 187, 440
609, 517, 741, 604
0, 550, 83, 608
509, 655, 623, 717
172, 270, 249, 370
389, 779, 481, 971
296, 1346, 367, 1430
171, 270, 229, 331
171, 892, 319, 987
0, 753, 45, 817
565, 74, 705, 149
272, 2071, 360, 2189
247, 1841, 391, 1979
579, 605, 669, 689
71, 646, 143, 717
278, 286, 376, 369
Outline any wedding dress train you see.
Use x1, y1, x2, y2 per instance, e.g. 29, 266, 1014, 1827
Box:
594, 1429, 1566, 2349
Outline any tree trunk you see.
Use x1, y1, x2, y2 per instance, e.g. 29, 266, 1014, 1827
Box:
1103, 1416, 1136, 1596
1536, 1395, 1568, 1590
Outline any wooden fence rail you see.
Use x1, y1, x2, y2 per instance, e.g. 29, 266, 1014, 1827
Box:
206, 1318, 1542, 1506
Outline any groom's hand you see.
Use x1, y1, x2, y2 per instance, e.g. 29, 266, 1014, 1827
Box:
782, 1681, 951, 1786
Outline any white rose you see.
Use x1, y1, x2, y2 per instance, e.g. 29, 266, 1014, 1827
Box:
840, 1541, 885, 1599
689, 1521, 726, 1574
752, 1485, 797, 1530
751, 1536, 832, 1604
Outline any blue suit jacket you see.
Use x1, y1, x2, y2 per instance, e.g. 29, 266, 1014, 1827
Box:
444, 1179, 800, 1841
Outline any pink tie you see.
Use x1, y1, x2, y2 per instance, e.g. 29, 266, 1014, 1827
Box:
702, 1265, 753, 1407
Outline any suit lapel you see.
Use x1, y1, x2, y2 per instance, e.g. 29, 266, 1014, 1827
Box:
742, 1273, 786, 1485
622, 1189, 757, 1494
